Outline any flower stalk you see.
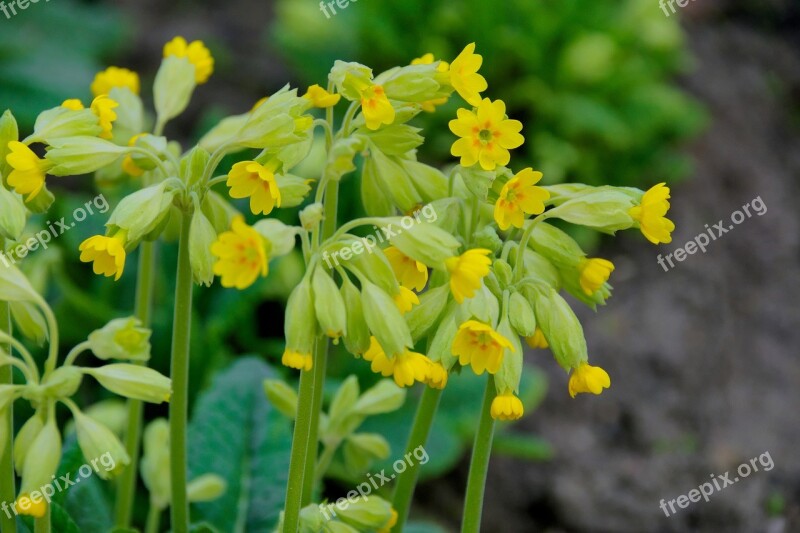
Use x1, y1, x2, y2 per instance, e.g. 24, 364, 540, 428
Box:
461, 378, 497, 533
0, 296, 16, 533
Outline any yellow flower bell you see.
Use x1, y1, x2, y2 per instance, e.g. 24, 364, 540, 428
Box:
449, 97, 524, 171
568, 362, 611, 398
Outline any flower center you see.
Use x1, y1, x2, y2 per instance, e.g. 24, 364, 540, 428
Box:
478, 129, 493, 142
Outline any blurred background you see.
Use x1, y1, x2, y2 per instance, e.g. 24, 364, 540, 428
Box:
2, 0, 799, 531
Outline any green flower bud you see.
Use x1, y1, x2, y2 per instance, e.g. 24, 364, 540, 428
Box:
387, 218, 460, 269
263, 379, 298, 419
427, 304, 459, 370
336, 495, 393, 531
88, 317, 152, 362
325, 136, 367, 183
19, 416, 61, 494
427, 197, 463, 234
340, 279, 370, 356
494, 259, 513, 287
325, 522, 360, 533
360, 124, 423, 156
0, 262, 40, 302
532, 287, 588, 371
25, 185, 55, 214
72, 409, 129, 480
275, 174, 313, 208
202, 190, 239, 235
528, 222, 584, 269
312, 266, 347, 341
189, 209, 217, 287
199, 112, 251, 153
326, 375, 360, 440
379, 63, 443, 103
542, 183, 595, 206
253, 219, 299, 259
83, 364, 171, 404
129, 134, 168, 171
406, 284, 449, 342
9, 301, 48, 346
141, 418, 170, 509
14, 413, 43, 474
180, 145, 211, 189
71, 399, 127, 437
284, 276, 318, 359
0, 183, 26, 241
494, 315, 523, 395
336, 238, 399, 295
458, 285, 500, 326
518, 248, 562, 289
543, 189, 637, 234
0, 110, 19, 177
235, 87, 307, 149
352, 379, 406, 416
329, 61, 373, 101
401, 159, 448, 203
107, 182, 178, 242
46, 136, 129, 176
509, 291, 536, 338
29, 107, 101, 144
297, 504, 325, 533
187, 474, 227, 502
361, 281, 412, 358
107, 87, 144, 145
41, 366, 82, 399
456, 165, 495, 201
364, 147, 422, 214
154, 56, 197, 123
360, 151, 394, 217
299, 203, 324, 231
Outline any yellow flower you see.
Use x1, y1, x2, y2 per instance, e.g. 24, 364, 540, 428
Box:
61, 99, 85, 110
211, 216, 269, 290
163, 36, 214, 84
449, 98, 524, 171
79, 229, 129, 281
425, 361, 448, 389
6, 141, 52, 202
568, 362, 611, 398
363, 337, 431, 388
122, 134, 147, 177
451, 320, 514, 375
360, 84, 395, 130
445, 248, 492, 303
226, 160, 282, 215
628, 183, 675, 245
90, 95, 119, 140
303, 84, 341, 108
494, 168, 550, 230
14, 493, 46, 518
91, 66, 141, 97
394, 286, 420, 315
491, 391, 524, 421
449, 43, 487, 106
378, 508, 399, 533
384, 246, 428, 291
282, 349, 312, 371
578, 258, 614, 295
411, 52, 449, 72
524, 328, 549, 349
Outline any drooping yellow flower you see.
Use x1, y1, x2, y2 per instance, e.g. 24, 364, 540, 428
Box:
226, 160, 282, 215
445, 248, 492, 303
449, 43, 487, 106
524, 327, 549, 349
425, 361, 448, 389
494, 168, 550, 230
282, 349, 312, 371
363, 337, 431, 388
91, 66, 141, 97
393, 286, 420, 314
163, 36, 214, 84
211, 216, 269, 290
491, 390, 524, 421
568, 362, 611, 398
90, 95, 119, 140
14, 493, 46, 518
303, 84, 341, 108
122, 134, 146, 177
451, 320, 514, 375
359, 84, 395, 130
6, 141, 52, 202
449, 98, 524, 171
79, 229, 129, 281
378, 508, 399, 533
628, 183, 675, 245
578, 258, 614, 295
61, 98, 85, 110
384, 246, 428, 291
411, 53, 450, 72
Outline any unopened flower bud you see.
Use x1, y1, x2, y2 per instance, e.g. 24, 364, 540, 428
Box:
340, 279, 370, 356
0, 183, 26, 241
361, 281, 412, 358
141, 418, 170, 509
299, 202, 324, 231
41, 366, 83, 399
263, 379, 297, 419
312, 266, 347, 342
508, 291, 536, 337
532, 287, 588, 371
189, 209, 217, 287
153, 55, 197, 123
83, 364, 171, 403
337, 495, 394, 531
352, 379, 406, 416
19, 416, 61, 494
187, 474, 227, 502
72, 409, 129, 479
45, 136, 128, 176
107, 182, 178, 242
88, 317, 151, 362
13, 413, 43, 474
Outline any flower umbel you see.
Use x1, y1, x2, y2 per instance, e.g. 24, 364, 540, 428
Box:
628, 183, 675, 245
211, 216, 269, 289
6, 141, 52, 202
452, 320, 514, 375
359, 84, 395, 131
450, 98, 524, 171
568, 362, 611, 398
226, 160, 282, 215
449, 43, 487, 106
494, 168, 549, 230
445, 248, 492, 303
385, 246, 428, 291
79, 229, 129, 281
578, 258, 615, 295
491, 391, 524, 421
91, 66, 141, 97
163, 36, 214, 84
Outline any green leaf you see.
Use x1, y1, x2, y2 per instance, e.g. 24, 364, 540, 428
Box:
188, 357, 293, 533
55, 434, 114, 533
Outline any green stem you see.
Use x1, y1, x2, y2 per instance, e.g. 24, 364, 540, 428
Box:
169, 214, 194, 533
301, 339, 328, 505
33, 503, 50, 533
0, 299, 16, 533
391, 386, 443, 532
313, 441, 337, 486
63, 341, 91, 367
115, 241, 158, 528
145, 504, 162, 533
460, 378, 497, 533
282, 337, 325, 533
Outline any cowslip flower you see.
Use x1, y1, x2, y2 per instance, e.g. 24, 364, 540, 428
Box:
494, 168, 550, 230
449, 43, 487, 106
211, 216, 269, 290
61, 99, 85, 111
6, 141, 52, 202
90, 95, 119, 140
226, 160, 282, 215
385, 246, 428, 291
282, 350, 312, 371
491, 391, 524, 421
524, 327, 549, 349
424, 361, 448, 389
163, 36, 214, 84
364, 338, 431, 388
14, 493, 46, 518
393, 286, 420, 315
578, 258, 614, 295
303, 84, 341, 108
628, 183, 675, 244
445, 248, 492, 303
122, 134, 146, 177
568, 362, 611, 398
79, 229, 129, 281
359, 84, 395, 130
91, 66, 141, 97
449, 98, 524, 171
452, 320, 514, 375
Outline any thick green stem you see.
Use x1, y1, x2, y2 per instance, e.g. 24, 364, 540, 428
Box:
461, 378, 497, 533
0, 299, 16, 533
169, 214, 194, 533
33, 504, 50, 533
301, 340, 328, 505
391, 386, 443, 532
115, 241, 158, 528
282, 337, 325, 533
145, 505, 161, 533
